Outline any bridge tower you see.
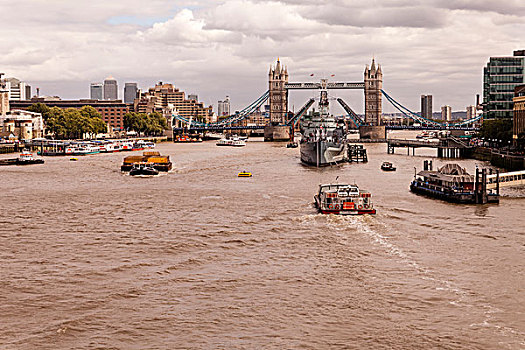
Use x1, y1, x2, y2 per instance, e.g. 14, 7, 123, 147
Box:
268, 58, 289, 125
364, 59, 383, 126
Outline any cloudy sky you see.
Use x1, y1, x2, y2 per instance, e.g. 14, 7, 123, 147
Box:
1, 0, 524, 114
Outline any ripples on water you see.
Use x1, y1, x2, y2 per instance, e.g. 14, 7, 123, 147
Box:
0, 136, 524, 349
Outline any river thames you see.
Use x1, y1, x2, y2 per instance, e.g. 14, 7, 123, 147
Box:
1, 134, 524, 349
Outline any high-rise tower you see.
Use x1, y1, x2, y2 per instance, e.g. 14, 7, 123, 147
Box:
421, 94, 433, 119
124, 83, 138, 104
268, 59, 289, 125
103, 76, 118, 100
364, 59, 383, 126
483, 50, 525, 120
90, 83, 103, 100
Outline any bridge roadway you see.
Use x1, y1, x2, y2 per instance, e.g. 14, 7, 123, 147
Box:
285, 82, 365, 90
173, 125, 264, 132
175, 125, 478, 133
487, 170, 525, 190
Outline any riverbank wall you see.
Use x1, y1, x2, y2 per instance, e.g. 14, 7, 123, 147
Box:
471, 147, 525, 171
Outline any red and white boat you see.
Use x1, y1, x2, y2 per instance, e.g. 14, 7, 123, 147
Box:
121, 141, 134, 151
314, 183, 376, 215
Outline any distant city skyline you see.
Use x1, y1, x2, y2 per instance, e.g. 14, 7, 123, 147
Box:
1, 1, 524, 114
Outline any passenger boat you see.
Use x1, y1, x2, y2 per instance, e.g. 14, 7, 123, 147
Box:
238, 171, 252, 177
410, 161, 499, 204
16, 151, 45, 165
129, 162, 159, 176
203, 132, 223, 140
216, 136, 246, 147
98, 141, 120, 153
0, 151, 45, 165
121, 141, 135, 151
314, 183, 376, 215
381, 162, 396, 171
65, 143, 99, 156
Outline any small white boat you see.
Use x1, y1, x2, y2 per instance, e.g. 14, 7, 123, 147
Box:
216, 135, 246, 147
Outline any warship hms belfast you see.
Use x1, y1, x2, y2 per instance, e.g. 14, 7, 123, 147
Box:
300, 81, 347, 167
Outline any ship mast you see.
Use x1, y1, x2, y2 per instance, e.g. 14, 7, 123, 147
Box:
319, 78, 329, 118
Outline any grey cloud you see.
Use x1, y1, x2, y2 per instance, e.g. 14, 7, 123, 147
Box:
0, 0, 523, 113
435, 0, 525, 16
299, 4, 448, 28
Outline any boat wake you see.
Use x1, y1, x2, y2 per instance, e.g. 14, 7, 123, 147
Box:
359, 219, 525, 346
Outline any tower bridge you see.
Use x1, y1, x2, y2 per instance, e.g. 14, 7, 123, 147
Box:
172, 58, 483, 140
265, 58, 383, 140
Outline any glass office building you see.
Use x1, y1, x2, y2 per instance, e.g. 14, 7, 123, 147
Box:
483, 50, 525, 119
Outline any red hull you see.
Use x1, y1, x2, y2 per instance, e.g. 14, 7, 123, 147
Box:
319, 209, 376, 215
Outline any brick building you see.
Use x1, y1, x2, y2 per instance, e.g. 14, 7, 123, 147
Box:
10, 98, 130, 130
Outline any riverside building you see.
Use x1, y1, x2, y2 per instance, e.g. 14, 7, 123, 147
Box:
513, 85, 525, 145
483, 50, 525, 120
0, 110, 43, 140
134, 83, 213, 125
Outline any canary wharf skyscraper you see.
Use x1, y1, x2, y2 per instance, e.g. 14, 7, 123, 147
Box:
103, 76, 118, 100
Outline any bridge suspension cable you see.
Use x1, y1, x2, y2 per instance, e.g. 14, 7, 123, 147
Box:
172, 90, 270, 128
381, 89, 483, 127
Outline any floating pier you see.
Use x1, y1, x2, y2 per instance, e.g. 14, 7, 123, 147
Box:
346, 144, 368, 162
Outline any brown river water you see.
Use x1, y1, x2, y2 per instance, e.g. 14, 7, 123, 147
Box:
0, 132, 524, 349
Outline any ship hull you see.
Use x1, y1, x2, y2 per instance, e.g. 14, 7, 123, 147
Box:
300, 141, 345, 166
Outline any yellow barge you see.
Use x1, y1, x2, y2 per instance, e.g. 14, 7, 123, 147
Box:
121, 151, 172, 172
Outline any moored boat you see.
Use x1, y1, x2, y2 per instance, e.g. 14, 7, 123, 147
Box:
410, 161, 499, 204
174, 134, 202, 142
314, 183, 376, 215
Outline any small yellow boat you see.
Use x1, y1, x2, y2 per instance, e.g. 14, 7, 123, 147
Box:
70, 157, 78, 161
238, 171, 252, 177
